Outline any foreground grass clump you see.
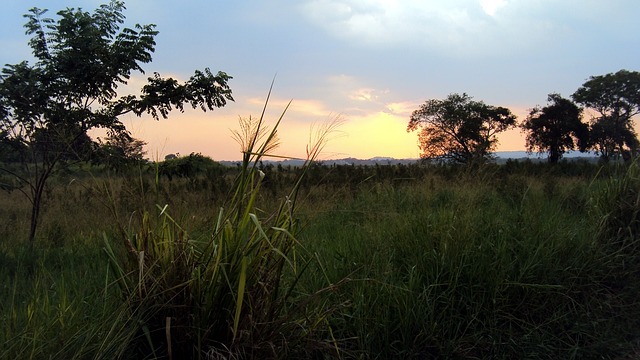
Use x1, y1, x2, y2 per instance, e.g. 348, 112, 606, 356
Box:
101, 100, 344, 358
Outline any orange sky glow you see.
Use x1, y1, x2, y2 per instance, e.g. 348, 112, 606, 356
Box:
97, 93, 533, 162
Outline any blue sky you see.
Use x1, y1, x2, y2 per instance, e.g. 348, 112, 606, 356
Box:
2, 0, 639, 160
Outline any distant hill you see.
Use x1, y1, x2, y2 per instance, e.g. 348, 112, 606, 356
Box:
495, 150, 598, 159
218, 151, 599, 167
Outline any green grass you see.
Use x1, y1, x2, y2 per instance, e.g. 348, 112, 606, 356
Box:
0, 242, 125, 359
1, 160, 640, 358
297, 170, 640, 358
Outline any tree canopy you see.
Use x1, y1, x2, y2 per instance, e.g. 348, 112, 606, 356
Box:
93, 132, 147, 171
0, 1, 233, 243
521, 93, 589, 163
572, 69, 640, 160
407, 93, 517, 164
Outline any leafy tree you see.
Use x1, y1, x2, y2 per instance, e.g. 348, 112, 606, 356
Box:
521, 93, 589, 163
31, 123, 96, 162
407, 93, 517, 164
0, 132, 29, 163
94, 131, 147, 171
572, 69, 640, 161
158, 152, 223, 180
0, 1, 234, 243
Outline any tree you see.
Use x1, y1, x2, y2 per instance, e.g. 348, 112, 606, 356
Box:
0, 131, 29, 163
407, 93, 517, 164
94, 131, 147, 171
0, 1, 234, 243
521, 93, 589, 163
572, 69, 640, 161
31, 122, 95, 162
158, 152, 223, 180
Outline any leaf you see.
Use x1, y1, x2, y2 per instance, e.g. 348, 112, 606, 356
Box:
233, 256, 248, 339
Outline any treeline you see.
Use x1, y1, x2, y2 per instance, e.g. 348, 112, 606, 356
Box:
102, 156, 623, 195
408, 70, 640, 165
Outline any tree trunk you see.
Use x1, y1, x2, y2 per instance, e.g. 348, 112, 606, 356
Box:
27, 173, 47, 244
27, 162, 56, 244
549, 148, 560, 164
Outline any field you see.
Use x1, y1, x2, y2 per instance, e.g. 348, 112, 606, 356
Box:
1, 159, 640, 359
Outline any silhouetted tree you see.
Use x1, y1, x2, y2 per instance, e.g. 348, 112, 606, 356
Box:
407, 93, 517, 164
94, 131, 147, 171
0, 1, 233, 243
31, 123, 95, 162
158, 152, 223, 180
0, 131, 29, 163
521, 93, 589, 163
572, 69, 640, 161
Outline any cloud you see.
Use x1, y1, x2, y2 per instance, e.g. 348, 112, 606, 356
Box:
349, 87, 391, 102
480, 0, 507, 16
300, 0, 504, 56
247, 96, 330, 118
324, 74, 392, 112
349, 88, 377, 101
386, 101, 420, 116
298, 0, 633, 58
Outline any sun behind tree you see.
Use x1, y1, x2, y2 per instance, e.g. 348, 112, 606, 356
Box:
407, 93, 517, 165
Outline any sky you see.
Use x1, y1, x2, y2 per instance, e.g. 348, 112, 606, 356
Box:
1, 0, 639, 161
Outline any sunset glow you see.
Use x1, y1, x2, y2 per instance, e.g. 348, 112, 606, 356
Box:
3, 0, 639, 161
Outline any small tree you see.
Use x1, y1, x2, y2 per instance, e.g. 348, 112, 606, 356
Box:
0, 131, 29, 163
407, 93, 517, 164
158, 152, 223, 180
572, 69, 640, 161
0, 1, 234, 243
521, 93, 589, 163
94, 131, 147, 171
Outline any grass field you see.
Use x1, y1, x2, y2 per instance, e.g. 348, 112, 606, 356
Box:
1, 159, 639, 359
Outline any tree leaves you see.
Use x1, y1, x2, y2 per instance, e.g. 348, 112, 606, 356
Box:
521, 93, 588, 163
407, 93, 517, 164
135, 69, 234, 120
573, 69, 640, 159
0, 0, 233, 243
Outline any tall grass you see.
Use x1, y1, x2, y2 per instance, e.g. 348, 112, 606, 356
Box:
102, 90, 344, 358
0, 243, 123, 359
299, 169, 640, 358
3, 144, 640, 358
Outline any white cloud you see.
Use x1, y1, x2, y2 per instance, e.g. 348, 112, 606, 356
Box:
298, 0, 585, 58
349, 87, 391, 102
386, 101, 419, 116
323, 74, 391, 111
480, 0, 507, 16
301, 0, 495, 54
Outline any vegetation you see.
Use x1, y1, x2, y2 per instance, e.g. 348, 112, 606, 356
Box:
0, 1, 233, 244
407, 93, 517, 165
157, 152, 225, 181
572, 69, 640, 161
2, 155, 640, 358
2, 2, 640, 359
96, 93, 345, 358
407, 70, 640, 165
93, 132, 148, 172
521, 93, 589, 163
